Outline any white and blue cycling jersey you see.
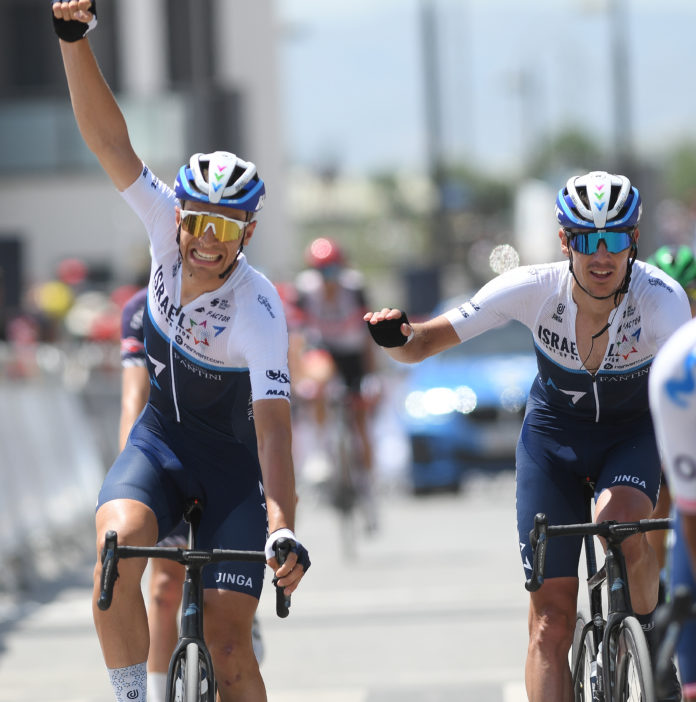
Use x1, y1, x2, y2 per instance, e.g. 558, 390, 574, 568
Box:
443, 260, 691, 579
445, 260, 690, 424
122, 164, 291, 446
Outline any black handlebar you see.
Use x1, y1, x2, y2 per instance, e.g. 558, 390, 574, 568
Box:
273, 537, 293, 618
97, 530, 118, 610
97, 530, 294, 618
525, 514, 548, 592
523, 513, 673, 593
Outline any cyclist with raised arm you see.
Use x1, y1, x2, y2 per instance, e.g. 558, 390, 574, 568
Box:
645, 246, 696, 585
52, 4, 309, 701
365, 171, 689, 702
649, 298, 696, 701
294, 237, 379, 530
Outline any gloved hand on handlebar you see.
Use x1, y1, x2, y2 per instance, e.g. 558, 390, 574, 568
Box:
265, 528, 311, 594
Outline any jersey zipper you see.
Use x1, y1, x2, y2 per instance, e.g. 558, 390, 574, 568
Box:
592, 377, 599, 423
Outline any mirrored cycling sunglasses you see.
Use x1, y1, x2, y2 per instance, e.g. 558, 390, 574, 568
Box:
567, 229, 635, 255
180, 210, 249, 242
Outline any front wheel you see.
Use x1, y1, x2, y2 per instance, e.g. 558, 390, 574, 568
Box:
571, 613, 597, 702
612, 616, 655, 702
168, 642, 214, 702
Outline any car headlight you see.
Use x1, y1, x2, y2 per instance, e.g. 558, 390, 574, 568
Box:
405, 386, 477, 417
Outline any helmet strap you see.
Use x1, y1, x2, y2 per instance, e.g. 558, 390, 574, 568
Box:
218, 240, 245, 280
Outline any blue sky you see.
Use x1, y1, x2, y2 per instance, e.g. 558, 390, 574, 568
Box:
276, 0, 696, 177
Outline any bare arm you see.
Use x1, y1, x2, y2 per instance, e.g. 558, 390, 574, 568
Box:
253, 399, 297, 532
364, 308, 461, 363
118, 365, 150, 451
53, 2, 142, 190
253, 398, 305, 592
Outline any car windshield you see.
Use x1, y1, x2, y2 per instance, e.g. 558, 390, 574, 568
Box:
442, 320, 532, 358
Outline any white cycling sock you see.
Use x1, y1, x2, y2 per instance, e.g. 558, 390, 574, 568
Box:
147, 672, 167, 702
107, 661, 147, 702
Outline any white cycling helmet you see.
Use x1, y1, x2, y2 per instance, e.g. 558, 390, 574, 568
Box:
174, 151, 266, 212
555, 171, 641, 231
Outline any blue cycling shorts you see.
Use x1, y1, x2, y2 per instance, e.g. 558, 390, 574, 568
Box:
97, 406, 267, 598
670, 511, 696, 689
516, 407, 661, 580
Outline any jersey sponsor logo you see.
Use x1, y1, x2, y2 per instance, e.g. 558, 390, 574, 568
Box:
257, 294, 276, 318
177, 356, 223, 381
207, 311, 231, 322
648, 277, 674, 293
456, 300, 480, 319
147, 353, 166, 377
546, 377, 586, 405
537, 326, 578, 357
152, 265, 184, 326
266, 388, 290, 398
608, 329, 641, 360
185, 317, 226, 345
266, 370, 290, 384
599, 366, 650, 381
210, 297, 230, 311
552, 303, 565, 323
152, 265, 231, 362
520, 541, 532, 572
610, 474, 647, 489
665, 349, 696, 407
214, 572, 254, 588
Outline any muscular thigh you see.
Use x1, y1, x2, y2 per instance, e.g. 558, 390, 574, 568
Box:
594, 415, 661, 507
184, 444, 267, 599
516, 430, 588, 580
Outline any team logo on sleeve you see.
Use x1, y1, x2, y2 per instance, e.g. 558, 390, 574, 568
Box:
266, 370, 290, 383
257, 295, 276, 318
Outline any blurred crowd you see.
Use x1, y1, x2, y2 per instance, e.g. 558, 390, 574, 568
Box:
0, 256, 147, 384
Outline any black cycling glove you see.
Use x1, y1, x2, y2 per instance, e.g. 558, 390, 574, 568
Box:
366, 312, 411, 347
52, 1, 98, 42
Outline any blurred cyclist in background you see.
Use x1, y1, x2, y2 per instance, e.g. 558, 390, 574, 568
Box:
646, 245, 696, 585
649, 311, 696, 701
294, 237, 379, 531
119, 288, 265, 701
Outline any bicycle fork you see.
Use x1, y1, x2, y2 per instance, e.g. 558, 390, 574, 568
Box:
166, 564, 215, 701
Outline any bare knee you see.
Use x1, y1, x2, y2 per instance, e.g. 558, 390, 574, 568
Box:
529, 603, 575, 654
93, 499, 158, 594
150, 565, 184, 612
528, 579, 578, 659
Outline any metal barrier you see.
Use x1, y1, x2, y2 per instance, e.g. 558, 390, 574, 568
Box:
0, 377, 105, 592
